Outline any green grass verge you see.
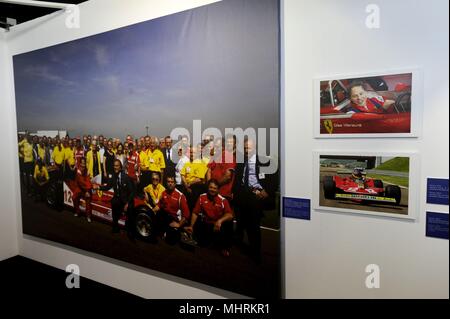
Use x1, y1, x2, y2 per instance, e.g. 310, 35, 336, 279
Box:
368, 174, 409, 188
376, 157, 410, 172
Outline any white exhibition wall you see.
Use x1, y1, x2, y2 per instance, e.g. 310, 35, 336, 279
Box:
0, 30, 19, 261
283, 0, 449, 298
0, 0, 448, 299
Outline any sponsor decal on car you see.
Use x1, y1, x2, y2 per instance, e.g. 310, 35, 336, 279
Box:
335, 193, 397, 203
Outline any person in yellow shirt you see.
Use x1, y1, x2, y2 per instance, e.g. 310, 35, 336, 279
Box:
52, 142, 65, 180
63, 139, 76, 180
20, 135, 35, 195
18, 143, 25, 188
139, 136, 152, 193
86, 142, 102, 180
37, 141, 46, 163
52, 143, 65, 165
147, 136, 166, 176
181, 146, 208, 210
144, 172, 166, 212
33, 160, 50, 202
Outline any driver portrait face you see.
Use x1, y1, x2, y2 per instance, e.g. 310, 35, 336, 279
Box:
350, 85, 368, 107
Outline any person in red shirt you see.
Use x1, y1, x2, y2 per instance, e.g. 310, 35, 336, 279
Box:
126, 142, 140, 184
344, 81, 396, 114
72, 157, 93, 223
185, 179, 234, 257
74, 138, 85, 171
153, 175, 190, 244
206, 135, 236, 203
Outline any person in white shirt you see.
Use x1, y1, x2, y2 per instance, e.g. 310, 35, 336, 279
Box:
175, 146, 190, 189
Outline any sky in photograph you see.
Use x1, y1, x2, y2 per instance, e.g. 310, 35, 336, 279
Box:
13, 0, 279, 140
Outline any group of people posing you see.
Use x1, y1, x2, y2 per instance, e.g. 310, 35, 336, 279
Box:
18, 133, 276, 261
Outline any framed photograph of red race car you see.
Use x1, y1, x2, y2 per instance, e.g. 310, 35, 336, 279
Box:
313, 151, 419, 220
314, 69, 423, 138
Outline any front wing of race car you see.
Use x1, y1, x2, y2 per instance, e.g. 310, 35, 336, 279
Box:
335, 193, 397, 204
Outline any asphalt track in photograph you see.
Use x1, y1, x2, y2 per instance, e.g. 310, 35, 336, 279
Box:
319, 171, 409, 215
21, 192, 280, 298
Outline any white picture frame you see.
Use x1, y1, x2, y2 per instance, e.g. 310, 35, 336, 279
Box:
313, 68, 423, 138
313, 150, 419, 220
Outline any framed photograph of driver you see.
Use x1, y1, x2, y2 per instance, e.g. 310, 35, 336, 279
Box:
313, 151, 419, 220
314, 69, 423, 138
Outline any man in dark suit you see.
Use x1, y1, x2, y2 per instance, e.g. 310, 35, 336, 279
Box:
96, 159, 136, 236
233, 138, 277, 263
162, 136, 176, 182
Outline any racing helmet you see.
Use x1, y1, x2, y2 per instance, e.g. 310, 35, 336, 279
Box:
352, 168, 365, 180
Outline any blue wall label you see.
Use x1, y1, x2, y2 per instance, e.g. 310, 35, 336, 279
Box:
283, 197, 311, 220
427, 178, 449, 205
426, 212, 449, 240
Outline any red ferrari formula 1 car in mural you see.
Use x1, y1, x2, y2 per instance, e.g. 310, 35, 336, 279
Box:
319, 76, 412, 134
45, 170, 155, 239
323, 168, 402, 206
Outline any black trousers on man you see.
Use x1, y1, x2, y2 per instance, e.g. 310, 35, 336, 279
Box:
110, 197, 134, 234
33, 180, 48, 201
234, 188, 264, 260
194, 219, 233, 250
154, 210, 181, 244
23, 162, 34, 194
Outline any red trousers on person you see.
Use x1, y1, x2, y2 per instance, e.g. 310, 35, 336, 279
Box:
73, 192, 92, 218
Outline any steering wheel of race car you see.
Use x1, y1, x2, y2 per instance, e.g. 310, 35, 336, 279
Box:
393, 92, 412, 113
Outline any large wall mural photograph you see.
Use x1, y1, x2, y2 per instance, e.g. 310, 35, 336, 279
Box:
14, 0, 280, 298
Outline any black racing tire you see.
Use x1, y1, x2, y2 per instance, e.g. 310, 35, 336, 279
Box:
323, 176, 337, 200
135, 208, 154, 239
46, 182, 57, 208
46, 181, 63, 211
385, 185, 402, 205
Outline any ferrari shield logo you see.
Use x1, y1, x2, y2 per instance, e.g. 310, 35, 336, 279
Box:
324, 120, 334, 134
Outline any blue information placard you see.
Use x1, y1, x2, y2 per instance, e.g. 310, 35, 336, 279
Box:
283, 197, 311, 220
427, 178, 449, 205
426, 212, 449, 240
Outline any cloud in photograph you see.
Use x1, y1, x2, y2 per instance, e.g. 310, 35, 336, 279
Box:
14, 0, 279, 139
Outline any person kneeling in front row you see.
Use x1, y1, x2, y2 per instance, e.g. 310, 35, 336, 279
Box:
185, 179, 234, 257
153, 175, 190, 244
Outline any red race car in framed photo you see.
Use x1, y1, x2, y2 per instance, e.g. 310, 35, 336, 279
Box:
315, 153, 417, 220
323, 168, 402, 206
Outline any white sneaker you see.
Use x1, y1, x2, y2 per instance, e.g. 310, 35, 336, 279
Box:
87, 217, 92, 223
74, 213, 79, 217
